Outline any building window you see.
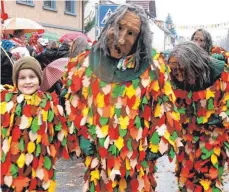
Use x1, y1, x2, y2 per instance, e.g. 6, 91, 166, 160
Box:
65, 0, 76, 16
43, 0, 56, 11
16, 0, 34, 6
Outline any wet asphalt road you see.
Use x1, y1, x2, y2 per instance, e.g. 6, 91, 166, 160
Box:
56, 156, 229, 192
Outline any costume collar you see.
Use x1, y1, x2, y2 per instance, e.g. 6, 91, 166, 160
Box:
89, 48, 150, 83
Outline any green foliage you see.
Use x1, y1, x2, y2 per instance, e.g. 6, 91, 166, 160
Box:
165, 13, 177, 36
84, 15, 95, 34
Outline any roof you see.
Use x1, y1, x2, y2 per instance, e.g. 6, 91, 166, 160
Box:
126, 0, 150, 10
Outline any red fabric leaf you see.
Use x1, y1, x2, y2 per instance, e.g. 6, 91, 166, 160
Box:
98, 147, 108, 158
23, 104, 32, 117
130, 178, 139, 192
12, 126, 21, 141
2, 113, 10, 127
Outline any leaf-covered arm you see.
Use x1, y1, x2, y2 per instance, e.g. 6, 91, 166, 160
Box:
148, 53, 182, 161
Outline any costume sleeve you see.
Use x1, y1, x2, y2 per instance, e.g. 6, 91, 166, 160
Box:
61, 52, 91, 158
148, 52, 182, 162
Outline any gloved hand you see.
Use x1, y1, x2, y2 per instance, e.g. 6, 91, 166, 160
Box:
146, 149, 161, 161
212, 53, 225, 61
79, 136, 95, 156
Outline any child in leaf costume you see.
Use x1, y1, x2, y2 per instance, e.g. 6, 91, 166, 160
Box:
1, 56, 69, 191
61, 4, 182, 192
167, 41, 229, 192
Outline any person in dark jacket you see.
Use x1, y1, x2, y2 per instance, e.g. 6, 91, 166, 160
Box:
35, 40, 70, 69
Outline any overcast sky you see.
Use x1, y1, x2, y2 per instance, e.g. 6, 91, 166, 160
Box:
88, 0, 229, 39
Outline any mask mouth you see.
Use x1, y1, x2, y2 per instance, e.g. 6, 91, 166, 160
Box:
114, 45, 121, 54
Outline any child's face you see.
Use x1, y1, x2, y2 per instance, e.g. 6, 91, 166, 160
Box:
17, 69, 40, 95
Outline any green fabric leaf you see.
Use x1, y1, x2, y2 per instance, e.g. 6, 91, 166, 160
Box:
142, 96, 148, 104
88, 125, 96, 136
40, 99, 47, 108
55, 123, 62, 131
48, 110, 54, 122
178, 107, 185, 114
224, 142, 229, 149
141, 160, 148, 168
31, 117, 39, 133
46, 93, 52, 100
212, 188, 221, 192
112, 85, 122, 98
218, 166, 224, 181
150, 132, 160, 145
98, 138, 105, 147
1, 128, 7, 137
125, 170, 130, 179
1, 152, 6, 162
170, 131, 178, 142
127, 140, 132, 151
85, 67, 92, 77
115, 108, 121, 118
132, 79, 140, 89
134, 116, 141, 129
10, 164, 18, 176
208, 98, 214, 110
15, 104, 22, 116
188, 91, 192, 98
79, 136, 94, 156
19, 138, 25, 151
149, 70, 156, 80
193, 136, 199, 142
169, 147, 175, 160
44, 156, 52, 170
67, 79, 72, 87
61, 138, 67, 146
197, 117, 203, 124
99, 117, 109, 126
89, 182, 95, 192
226, 100, 229, 108
52, 170, 56, 180
214, 163, 219, 169
99, 80, 107, 88
108, 145, 117, 156
162, 95, 169, 102
119, 128, 127, 137
158, 98, 162, 105
35, 144, 41, 156
201, 147, 213, 160
120, 85, 126, 96
152, 48, 157, 57
5, 93, 13, 102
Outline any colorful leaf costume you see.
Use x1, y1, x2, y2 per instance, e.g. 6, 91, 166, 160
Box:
62, 48, 182, 191
1, 86, 69, 192
173, 63, 229, 191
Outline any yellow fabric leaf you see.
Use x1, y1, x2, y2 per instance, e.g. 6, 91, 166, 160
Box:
159, 63, 166, 73
119, 116, 129, 129
85, 156, 92, 168
112, 180, 118, 188
82, 107, 89, 117
88, 116, 93, 125
96, 93, 104, 108
32, 168, 36, 178
0, 102, 7, 114
17, 153, 25, 168
205, 110, 215, 119
150, 143, 159, 153
90, 169, 100, 182
164, 81, 173, 96
82, 87, 88, 98
42, 110, 48, 121
132, 97, 141, 110
151, 80, 159, 92
199, 179, 211, 190
154, 104, 161, 118
222, 92, 229, 102
114, 137, 124, 151
206, 90, 215, 99
109, 106, 115, 118
214, 146, 221, 156
164, 131, 175, 147
153, 53, 160, 60
172, 111, 180, 121
36, 135, 41, 144
48, 180, 56, 192
119, 178, 127, 191
27, 141, 36, 154
101, 125, 108, 136
144, 120, 149, 128
139, 140, 143, 151
126, 159, 131, 170
211, 154, 218, 165
126, 85, 136, 99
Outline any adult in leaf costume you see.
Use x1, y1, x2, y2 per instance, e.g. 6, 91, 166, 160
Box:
167, 41, 229, 192
1, 57, 69, 191
61, 4, 181, 192
191, 28, 228, 64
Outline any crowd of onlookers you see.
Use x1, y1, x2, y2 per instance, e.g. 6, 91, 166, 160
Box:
1, 29, 91, 93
